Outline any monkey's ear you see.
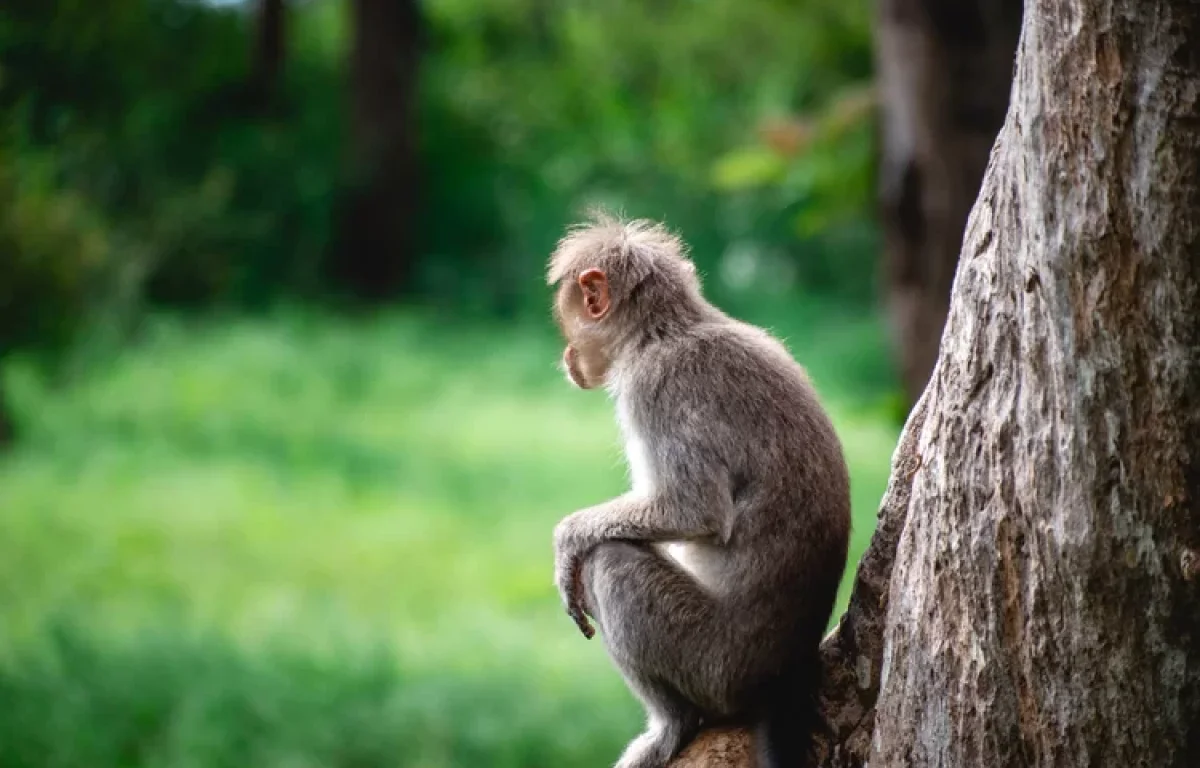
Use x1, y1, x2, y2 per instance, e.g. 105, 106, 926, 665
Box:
578, 269, 610, 320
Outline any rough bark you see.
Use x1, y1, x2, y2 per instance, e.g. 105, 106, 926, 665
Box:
668, 0, 1200, 765
876, 0, 1022, 406
872, 0, 1200, 763
330, 0, 422, 300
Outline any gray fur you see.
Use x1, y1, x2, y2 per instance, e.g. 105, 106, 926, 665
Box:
550, 213, 851, 768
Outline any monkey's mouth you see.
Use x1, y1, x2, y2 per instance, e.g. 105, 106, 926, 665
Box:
560, 346, 594, 389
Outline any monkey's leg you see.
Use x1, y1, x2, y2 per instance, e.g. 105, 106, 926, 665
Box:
609, 674, 700, 768
583, 541, 727, 768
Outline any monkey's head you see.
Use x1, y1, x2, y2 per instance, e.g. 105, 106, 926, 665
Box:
547, 212, 700, 391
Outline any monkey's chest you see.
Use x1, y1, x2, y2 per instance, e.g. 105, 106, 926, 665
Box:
624, 433, 654, 495
616, 396, 654, 492
619, 413, 725, 591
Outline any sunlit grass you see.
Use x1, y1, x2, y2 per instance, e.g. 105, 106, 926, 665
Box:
0, 308, 898, 768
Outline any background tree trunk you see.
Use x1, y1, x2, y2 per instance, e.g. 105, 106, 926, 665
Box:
331, 0, 422, 301
668, 0, 1200, 765
876, 0, 1022, 406
0, 385, 13, 447
249, 0, 287, 108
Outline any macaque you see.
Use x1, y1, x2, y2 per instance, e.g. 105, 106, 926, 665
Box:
548, 214, 851, 768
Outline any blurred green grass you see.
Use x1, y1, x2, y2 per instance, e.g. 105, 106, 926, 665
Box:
0, 309, 898, 768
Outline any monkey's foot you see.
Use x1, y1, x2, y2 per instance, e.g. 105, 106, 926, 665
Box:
614, 725, 689, 768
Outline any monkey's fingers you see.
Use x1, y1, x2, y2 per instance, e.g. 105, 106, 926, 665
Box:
565, 558, 594, 638
568, 605, 595, 639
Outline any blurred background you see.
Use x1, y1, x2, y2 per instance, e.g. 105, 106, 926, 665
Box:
0, 0, 1020, 766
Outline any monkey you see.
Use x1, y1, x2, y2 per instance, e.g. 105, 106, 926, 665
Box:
548, 213, 851, 768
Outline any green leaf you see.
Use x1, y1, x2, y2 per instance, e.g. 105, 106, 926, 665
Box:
710, 146, 787, 191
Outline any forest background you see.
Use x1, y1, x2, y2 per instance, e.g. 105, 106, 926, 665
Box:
0, 1, 965, 765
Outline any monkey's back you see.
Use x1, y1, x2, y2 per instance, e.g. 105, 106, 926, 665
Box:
630, 314, 852, 650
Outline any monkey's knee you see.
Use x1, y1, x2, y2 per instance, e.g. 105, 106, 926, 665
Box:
581, 541, 646, 623
582, 543, 712, 671
583, 540, 681, 653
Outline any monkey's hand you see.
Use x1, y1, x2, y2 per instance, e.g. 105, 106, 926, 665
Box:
553, 524, 596, 639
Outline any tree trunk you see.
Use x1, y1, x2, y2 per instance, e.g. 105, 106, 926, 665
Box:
876, 0, 1022, 406
668, 0, 1200, 765
249, 0, 287, 108
331, 0, 422, 301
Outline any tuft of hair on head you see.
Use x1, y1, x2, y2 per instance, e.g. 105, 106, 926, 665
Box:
546, 208, 695, 290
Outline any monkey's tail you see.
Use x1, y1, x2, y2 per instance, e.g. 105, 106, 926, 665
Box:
754, 649, 822, 768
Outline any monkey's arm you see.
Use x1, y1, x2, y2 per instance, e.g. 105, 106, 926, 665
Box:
557, 424, 735, 551
554, 487, 730, 553
553, 449, 733, 637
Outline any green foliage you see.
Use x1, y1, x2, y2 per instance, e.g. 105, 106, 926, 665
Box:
420, 0, 877, 311
0, 3, 899, 760
0, 622, 635, 768
0, 311, 899, 767
0, 0, 344, 317
0, 150, 115, 352
0, 0, 878, 334
710, 83, 879, 301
